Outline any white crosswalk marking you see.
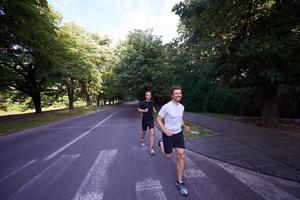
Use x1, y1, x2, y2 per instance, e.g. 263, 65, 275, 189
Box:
184, 155, 206, 178
171, 154, 206, 178
0, 159, 37, 184
183, 154, 230, 200
9, 154, 80, 200
73, 149, 118, 200
136, 178, 168, 200
217, 162, 299, 200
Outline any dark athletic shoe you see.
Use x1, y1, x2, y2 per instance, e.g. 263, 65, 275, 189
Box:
158, 137, 163, 149
176, 181, 188, 196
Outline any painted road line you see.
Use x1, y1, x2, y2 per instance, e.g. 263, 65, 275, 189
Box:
44, 109, 121, 161
10, 154, 80, 200
182, 154, 229, 200
184, 155, 206, 178
171, 154, 206, 178
217, 162, 299, 200
136, 178, 168, 200
0, 160, 37, 184
73, 149, 118, 200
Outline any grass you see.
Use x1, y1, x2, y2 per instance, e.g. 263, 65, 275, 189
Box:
183, 120, 220, 140
197, 112, 237, 119
153, 112, 219, 140
275, 122, 300, 132
0, 102, 86, 116
0, 105, 110, 136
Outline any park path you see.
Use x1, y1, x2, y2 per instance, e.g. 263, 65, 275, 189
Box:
0, 104, 299, 200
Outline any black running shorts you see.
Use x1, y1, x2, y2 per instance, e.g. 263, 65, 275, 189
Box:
162, 131, 185, 154
142, 119, 154, 130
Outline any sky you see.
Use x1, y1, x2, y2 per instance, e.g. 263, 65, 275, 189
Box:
48, 0, 182, 44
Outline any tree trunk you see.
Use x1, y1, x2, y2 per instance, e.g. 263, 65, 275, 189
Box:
96, 92, 102, 106
67, 87, 74, 109
260, 83, 279, 127
32, 92, 42, 113
86, 93, 92, 106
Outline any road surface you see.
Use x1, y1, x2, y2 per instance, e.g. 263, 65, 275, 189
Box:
0, 104, 299, 200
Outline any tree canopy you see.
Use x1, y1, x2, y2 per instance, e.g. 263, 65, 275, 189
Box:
114, 29, 171, 102
0, 0, 64, 112
172, 0, 300, 126
1, 0, 299, 127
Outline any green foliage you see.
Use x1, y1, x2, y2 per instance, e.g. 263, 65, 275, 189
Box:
173, 0, 300, 124
56, 23, 106, 107
1, 0, 299, 122
0, 0, 63, 112
114, 29, 171, 102
0, 1, 111, 111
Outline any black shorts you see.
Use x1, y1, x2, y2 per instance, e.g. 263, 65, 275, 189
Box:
162, 131, 185, 154
142, 119, 154, 130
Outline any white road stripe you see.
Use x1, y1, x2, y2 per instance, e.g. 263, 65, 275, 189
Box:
181, 154, 229, 200
184, 155, 206, 178
0, 160, 37, 184
44, 109, 121, 161
136, 178, 167, 200
10, 154, 80, 200
171, 154, 206, 178
217, 163, 299, 200
73, 149, 118, 200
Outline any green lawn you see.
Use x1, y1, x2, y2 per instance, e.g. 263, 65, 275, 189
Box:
153, 112, 219, 140
0, 105, 110, 136
197, 112, 237, 119
0, 101, 86, 116
184, 121, 220, 140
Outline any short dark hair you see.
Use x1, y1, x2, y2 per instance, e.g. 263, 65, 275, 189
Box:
170, 85, 182, 95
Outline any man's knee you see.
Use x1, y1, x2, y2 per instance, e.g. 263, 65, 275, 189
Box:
150, 129, 155, 136
176, 150, 185, 161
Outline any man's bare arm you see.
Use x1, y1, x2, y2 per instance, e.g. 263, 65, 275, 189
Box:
138, 108, 148, 113
153, 106, 157, 113
156, 115, 173, 136
182, 119, 190, 133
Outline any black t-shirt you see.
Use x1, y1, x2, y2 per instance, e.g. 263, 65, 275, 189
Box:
139, 100, 154, 121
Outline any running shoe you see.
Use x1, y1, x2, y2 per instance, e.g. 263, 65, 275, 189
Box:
158, 137, 163, 149
176, 181, 188, 196
149, 146, 155, 155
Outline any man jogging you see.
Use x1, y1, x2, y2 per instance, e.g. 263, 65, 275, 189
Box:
156, 85, 190, 196
138, 91, 157, 155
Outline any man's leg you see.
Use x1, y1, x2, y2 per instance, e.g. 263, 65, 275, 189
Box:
175, 148, 185, 182
141, 120, 147, 146
141, 129, 146, 145
174, 132, 188, 196
149, 121, 155, 148
159, 134, 172, 159
149, 128, 155, 147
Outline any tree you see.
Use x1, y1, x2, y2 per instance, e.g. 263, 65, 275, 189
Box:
114, 29, 170, 102
57, 23, 106, 108
173, 0, 300, 127
0, 0, 61, 113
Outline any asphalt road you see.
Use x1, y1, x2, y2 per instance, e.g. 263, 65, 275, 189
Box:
0, 104, 299, 200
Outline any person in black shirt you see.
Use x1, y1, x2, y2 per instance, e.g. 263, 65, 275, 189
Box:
138, 91, 157, 155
